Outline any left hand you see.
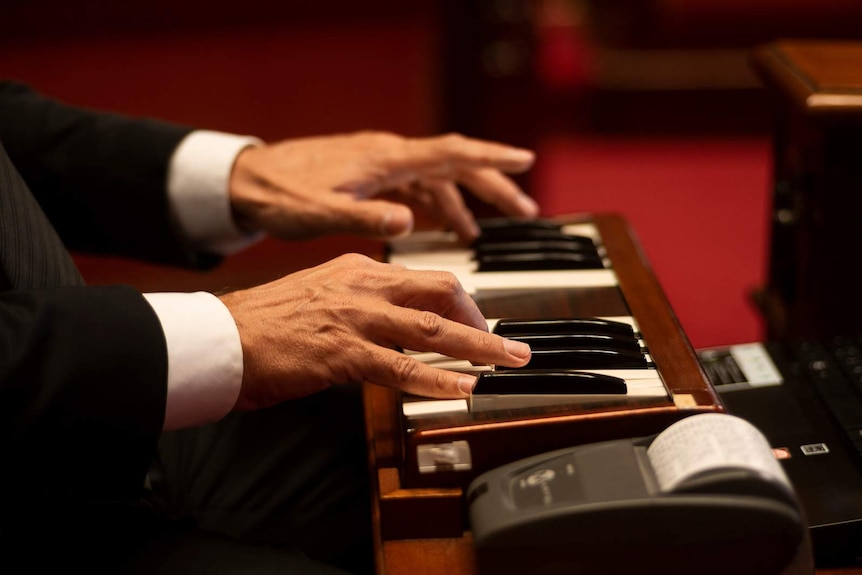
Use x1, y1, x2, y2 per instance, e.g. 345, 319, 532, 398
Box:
218, 253, 532, 410
227, 131, 538, 243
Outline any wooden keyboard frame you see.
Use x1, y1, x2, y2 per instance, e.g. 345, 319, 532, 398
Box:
364, 213, 724, 554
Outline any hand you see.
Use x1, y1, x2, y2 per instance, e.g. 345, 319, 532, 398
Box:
218, 253, 532, 411
227, 131, 538, 244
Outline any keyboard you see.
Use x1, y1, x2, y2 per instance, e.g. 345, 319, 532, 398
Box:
365, 214, 722, 540
793, 337, 862, 457
377, 215, 721, 489
388, 219, 617, 294
402, 315, 668, 419
701, 336, 862, 459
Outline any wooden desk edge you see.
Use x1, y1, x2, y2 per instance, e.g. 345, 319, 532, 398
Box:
592, 213, 720, 404
752, 41, 862, 122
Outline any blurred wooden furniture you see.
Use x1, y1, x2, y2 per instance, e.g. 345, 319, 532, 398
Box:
437, 1, 540, 213
580, 0, 862, 132
752, 40, 862, 341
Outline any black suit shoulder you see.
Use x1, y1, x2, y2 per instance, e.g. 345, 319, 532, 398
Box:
0, 80, 196, 265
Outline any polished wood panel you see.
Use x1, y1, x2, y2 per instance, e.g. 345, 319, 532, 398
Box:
753, 41, 862, 121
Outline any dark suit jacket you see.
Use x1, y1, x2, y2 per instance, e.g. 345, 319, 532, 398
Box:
0, 81, 206, 555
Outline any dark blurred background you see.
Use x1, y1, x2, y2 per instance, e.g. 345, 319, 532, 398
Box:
2, 0, 861, 348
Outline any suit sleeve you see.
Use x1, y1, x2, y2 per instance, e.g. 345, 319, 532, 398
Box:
0, 80, 210, 267
0, 285, 167, 503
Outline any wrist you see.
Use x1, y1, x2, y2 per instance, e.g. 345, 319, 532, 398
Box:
227, 145, 263, 234
168, 130, 264, 254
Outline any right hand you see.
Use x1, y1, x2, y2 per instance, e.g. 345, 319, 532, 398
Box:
218, 253, 532, 411
227, 131, 538, 245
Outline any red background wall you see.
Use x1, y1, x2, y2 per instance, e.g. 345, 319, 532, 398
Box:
3, 1, 860, 348
1, 2, 442, 292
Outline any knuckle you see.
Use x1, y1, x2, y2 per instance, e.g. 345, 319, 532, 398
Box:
371, 132, 407, 165
416, 310, 446, 340
392, 353, 422, 384
435, 133, 462, 153
429, 370, 451, 396
440, 132, 463, 146
362, 130, 400, 148
432, 271, 464, 297
434, 133, 476, 170
339, 252, 372, 267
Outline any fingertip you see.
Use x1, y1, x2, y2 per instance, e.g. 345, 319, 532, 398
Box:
515, 194, 540, 217
457, 374, 477, 395
498, 148, 536, 171
506, 147, 535, 164
381, 205, 414, 238
503, 338, 532, 363
455, 219, 481, 244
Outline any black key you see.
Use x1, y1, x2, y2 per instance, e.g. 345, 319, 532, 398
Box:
508, 333, 641, 353
493, 318, 636, 338
473, 239, 597, 256
514, 348, 649, 370
475, 228, 586, 244
477, 252, 604, 271
477, 218, 562, 233
473, 369, 627, 395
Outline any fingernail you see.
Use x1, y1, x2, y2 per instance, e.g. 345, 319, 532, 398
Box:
458, 374, 477, 395
504, 338, 531, 360
516, 194, 540, 216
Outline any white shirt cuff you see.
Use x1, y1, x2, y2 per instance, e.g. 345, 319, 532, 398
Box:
143, 292, 243, 430
168, 130, 265, 255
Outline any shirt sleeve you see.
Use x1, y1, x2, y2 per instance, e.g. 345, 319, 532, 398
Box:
143, 292, 243, 430
167, 130, 265, 255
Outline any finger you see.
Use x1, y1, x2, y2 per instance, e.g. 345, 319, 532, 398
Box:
379, 134, 535, 188
414, 134, 536, 174
371, 306, 531, 369
315, 255, 488, 331
363, 346, 478, 398
457, 167, 540, 218
324, 194, 415, 239
380, 267, 488, 330
377, 185, 471, 234
422, 179, 480, 241
401, 183, 437, 214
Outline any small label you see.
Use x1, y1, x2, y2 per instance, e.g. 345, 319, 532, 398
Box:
730, 344, 783, 387
800, 443, 830, 456
673, 394, 697, 409
417, 441, 472, 474
698, 343, 783, 391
